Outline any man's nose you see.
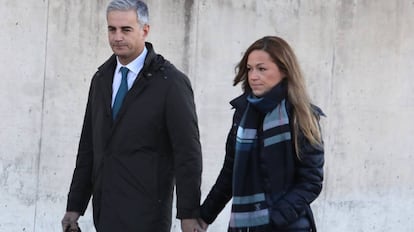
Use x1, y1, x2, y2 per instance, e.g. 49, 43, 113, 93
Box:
113, 31, 123, 41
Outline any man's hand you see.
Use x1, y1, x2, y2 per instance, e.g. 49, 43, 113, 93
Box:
198, 218, 208, 230
61, 211, 80, 232
181, 218, 206, 232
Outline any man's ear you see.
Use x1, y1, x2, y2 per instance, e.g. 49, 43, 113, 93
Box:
143, 24, 150, 36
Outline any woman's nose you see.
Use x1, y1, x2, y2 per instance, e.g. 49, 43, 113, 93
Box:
249, 69, 260, 80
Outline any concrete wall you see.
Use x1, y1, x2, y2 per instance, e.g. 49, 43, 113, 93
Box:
1, 0, 413, 231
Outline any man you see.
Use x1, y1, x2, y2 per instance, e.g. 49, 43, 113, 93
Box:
61, 0, 203, 231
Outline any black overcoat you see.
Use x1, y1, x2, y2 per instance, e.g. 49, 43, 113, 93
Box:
66, 43, 202, 232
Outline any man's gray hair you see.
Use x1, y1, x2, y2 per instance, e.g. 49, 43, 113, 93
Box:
107, 0, 149, 26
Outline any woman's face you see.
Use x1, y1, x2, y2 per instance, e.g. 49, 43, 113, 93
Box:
247, 50, 284, 97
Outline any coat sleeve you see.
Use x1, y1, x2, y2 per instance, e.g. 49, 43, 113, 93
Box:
199, 116, 237, 224
66, 76, 96, 214
165, 73, 202, 219
270, 115, 324, 227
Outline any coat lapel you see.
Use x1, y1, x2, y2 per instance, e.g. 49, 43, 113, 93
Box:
97, 55, 117, 119
111, 72, 150, 126
111, 44, 159, 126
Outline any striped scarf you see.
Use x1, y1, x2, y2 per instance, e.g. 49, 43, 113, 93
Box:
230, 80, 290, 232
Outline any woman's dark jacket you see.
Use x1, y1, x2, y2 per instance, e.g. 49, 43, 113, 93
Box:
200, 92, 324, 231
66, 42, 202, 232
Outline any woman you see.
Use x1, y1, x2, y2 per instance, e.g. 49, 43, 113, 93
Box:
199, 36, 325, 232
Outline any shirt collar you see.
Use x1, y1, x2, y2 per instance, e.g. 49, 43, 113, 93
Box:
115, 46, 148, 75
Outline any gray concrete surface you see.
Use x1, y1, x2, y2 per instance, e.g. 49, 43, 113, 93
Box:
1, 0, 413, 231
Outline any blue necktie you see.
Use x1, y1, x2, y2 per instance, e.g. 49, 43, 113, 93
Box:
113, 67, 129, 120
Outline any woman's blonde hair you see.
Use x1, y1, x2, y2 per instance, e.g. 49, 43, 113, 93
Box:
234, 36, 322, 155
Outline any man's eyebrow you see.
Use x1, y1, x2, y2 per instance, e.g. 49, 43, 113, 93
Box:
107, 26, 133, 29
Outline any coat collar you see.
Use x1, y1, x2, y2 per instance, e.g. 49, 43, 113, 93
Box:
230, 92, 249, 110
95, 42, 164, 125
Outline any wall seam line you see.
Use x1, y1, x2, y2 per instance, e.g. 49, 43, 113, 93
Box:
33, 0, 51, 231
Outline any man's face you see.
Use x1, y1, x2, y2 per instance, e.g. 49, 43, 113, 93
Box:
107, 10, 149, 65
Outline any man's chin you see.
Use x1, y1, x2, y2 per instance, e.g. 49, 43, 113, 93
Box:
113, 52, 127, 58
113, 50, 123, 55
112, 47, 128, 55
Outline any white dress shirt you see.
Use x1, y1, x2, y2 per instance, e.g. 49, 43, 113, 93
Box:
111, 47, 148, 107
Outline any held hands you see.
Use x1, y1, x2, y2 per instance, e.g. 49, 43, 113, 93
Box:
181, 218, 208, 232
61, 211, 80, 232
198, 218, 208, 231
